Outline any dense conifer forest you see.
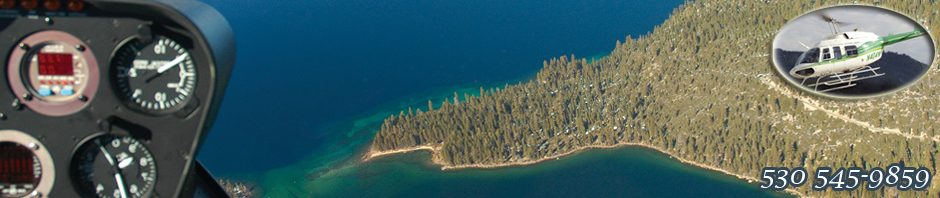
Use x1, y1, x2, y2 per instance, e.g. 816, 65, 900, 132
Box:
371, 0, 940, 196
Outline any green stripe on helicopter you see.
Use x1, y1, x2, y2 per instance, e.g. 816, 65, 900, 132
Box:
804, 46, 882, 67
857, 30, 923, 52
881, 30, 925, 46
804, 30, 923, 68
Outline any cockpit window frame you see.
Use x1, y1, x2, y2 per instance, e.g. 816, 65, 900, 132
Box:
799, 48, 820, 64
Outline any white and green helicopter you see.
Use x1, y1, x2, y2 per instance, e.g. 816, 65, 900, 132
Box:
790, 14, 925, 92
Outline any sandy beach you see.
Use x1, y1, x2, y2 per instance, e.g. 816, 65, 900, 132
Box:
364, 142, 806, 197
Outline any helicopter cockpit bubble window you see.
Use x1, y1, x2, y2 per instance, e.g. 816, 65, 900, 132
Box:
799, 48, 820, 64
845, 45, 858, 56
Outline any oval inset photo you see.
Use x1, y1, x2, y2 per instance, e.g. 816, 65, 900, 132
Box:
771, 5, 935, 99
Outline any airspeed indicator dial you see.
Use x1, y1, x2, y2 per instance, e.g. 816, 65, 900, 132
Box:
112, 36, 196, 113
71, 135, 157, 198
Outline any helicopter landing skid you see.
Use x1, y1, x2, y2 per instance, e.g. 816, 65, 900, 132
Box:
801, 66, 884, 92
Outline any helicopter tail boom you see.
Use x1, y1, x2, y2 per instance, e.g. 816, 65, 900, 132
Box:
880, 30, 925, 46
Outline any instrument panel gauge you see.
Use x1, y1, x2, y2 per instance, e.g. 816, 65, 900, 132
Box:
112, 36, 196, 114
0, 143, 42, 198
0, 130, 55, 198
7, 31, 100, 116
71, 134, 156, 198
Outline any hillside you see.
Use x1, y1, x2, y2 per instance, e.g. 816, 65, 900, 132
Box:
369, 0, 940, 197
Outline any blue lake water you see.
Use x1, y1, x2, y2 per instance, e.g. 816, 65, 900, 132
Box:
195, 0, 789, 197
313, 147, 788, 197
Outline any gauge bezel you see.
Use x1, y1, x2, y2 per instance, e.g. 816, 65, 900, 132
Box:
7, 30, 100, 117
0, 130, 55, 198
110, 32, 198, 116
69, 132, 158, 198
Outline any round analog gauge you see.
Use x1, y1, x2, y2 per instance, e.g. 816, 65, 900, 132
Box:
7, 31, 100, 116
112, 36, 196, 113
71, 134, 156, 198
0, 130, 54, 198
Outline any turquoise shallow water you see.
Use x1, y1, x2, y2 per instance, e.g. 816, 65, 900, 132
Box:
310, 147, 790, 197
224, 69, 788, 197
194, 0, 789, 197
196, 0, 686, 174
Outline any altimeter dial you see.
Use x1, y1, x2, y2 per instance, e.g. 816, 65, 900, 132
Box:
112, 36, 196, 113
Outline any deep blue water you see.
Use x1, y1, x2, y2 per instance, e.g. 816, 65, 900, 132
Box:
197, 0, 683, 175
191, 1, 791, 197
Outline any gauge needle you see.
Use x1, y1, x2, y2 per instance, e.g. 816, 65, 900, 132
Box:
115, 173, 130, 198
98, 145, 116, 165
157, 55, 186, 74
146, 55, 186, 83
99, 144, 129, 198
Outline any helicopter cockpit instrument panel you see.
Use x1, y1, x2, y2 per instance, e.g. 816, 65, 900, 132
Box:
0, 0, 234, 197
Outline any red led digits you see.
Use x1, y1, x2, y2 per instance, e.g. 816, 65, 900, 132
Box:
0, 143, 35, 184
37, 52, 73, 76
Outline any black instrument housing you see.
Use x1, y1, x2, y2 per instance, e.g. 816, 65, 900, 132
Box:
0, 0, 234, 197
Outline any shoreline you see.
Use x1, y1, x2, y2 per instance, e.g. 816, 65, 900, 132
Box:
363, 145, 441, 161
364, 142, 806, 197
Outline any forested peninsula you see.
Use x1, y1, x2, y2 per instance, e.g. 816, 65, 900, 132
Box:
368, 0, 940, 197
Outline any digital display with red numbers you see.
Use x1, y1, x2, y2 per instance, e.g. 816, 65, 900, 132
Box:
0, 142, 36, 184
37, 52, 73, 76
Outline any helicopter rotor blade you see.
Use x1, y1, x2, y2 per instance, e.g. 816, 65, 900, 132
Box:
818, 13, 852, 25
820, 13, 836, 22
797, 41, 811, 50
817, 12, 853, 33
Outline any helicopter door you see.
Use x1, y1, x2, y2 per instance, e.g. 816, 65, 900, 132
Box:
833, 46, 843, 59
821, 47, 832, 60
